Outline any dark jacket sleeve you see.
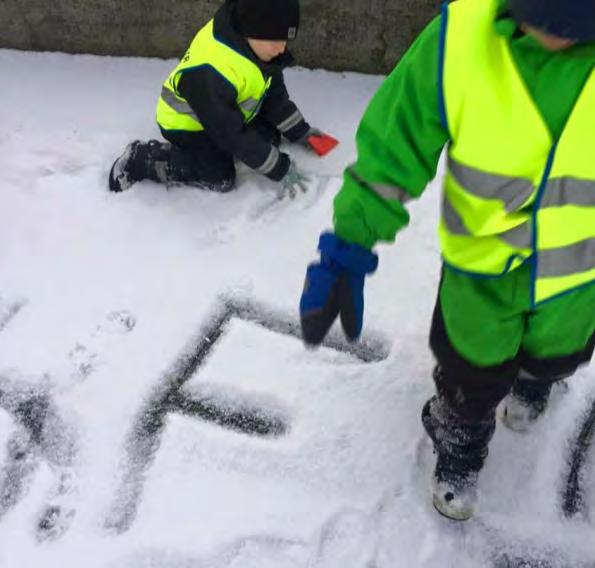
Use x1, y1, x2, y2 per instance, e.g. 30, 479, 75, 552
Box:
177, 66, 289, 181
258, 71, 310, 142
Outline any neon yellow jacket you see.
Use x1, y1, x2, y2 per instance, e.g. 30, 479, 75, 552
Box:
334, 0, 595, 305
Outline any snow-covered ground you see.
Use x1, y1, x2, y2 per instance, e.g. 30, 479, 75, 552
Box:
0, 49, 593, 568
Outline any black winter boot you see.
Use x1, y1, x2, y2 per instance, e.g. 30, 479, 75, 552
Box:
109, 140, 171, 192
432, 452, 479, 521
422, 391, 495, 521
502, 373, 554, 432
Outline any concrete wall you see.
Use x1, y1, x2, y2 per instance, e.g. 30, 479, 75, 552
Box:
0, 0, 440, 74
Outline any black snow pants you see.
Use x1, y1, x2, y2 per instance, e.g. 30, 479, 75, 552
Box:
134, 118, 281, 192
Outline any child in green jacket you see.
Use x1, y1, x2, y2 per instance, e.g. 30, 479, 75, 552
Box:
299, 0, 595, 520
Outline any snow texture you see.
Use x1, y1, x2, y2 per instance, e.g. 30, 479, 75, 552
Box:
0, 49, 593, 567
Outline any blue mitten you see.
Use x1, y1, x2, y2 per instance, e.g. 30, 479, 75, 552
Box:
300, 232, 378, 345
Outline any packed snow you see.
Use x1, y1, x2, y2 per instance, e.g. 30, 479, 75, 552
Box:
0, 49, 593, 567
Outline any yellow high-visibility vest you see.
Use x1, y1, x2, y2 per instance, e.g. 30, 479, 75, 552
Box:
156, 19, 272, 132
440, 0, 595, 305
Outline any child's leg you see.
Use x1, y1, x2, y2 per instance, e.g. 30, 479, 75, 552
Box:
424, 292, 520, 473
504, 284, 595, 430
109, 133, 236, 193
161, 130, 236, 190
422, 266, 529, 518
423, 299, 520, 519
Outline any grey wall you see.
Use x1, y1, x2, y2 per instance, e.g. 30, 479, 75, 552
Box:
0, 0, 439, 74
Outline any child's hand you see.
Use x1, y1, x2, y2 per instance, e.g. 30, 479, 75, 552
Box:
299, 232, 379, 346
297, 129, 339, 157
279, 161, 310, 198
296, 128, 325, 152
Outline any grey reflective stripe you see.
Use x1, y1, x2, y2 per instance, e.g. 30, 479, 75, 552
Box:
448, 156, 535, 213
277, 110, 304, 133
442, 194, 469, 235
239, 97, 260, 113
497, 222, 532, 249
541, 178, 595, 209
442, 194, 532, 247
538, 238, 595, 278
160, 87, 199, 119
256, 146, 280, 175
348, 167, 412, 204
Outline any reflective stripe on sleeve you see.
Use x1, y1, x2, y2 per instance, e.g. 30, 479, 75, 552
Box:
277, 110, 304, 133
239, 97, 260, 113
255, 146, 280, 175
348, 167, 412, 204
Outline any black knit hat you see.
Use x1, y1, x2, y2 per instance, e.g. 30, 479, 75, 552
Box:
510, 0, 595, 41
234, 0, 300, 41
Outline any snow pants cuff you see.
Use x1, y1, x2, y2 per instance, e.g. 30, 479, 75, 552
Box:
518, 332, 595, 382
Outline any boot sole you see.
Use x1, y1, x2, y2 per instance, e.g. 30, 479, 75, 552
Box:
108, 161, 123, 192
432, 494, 475, 521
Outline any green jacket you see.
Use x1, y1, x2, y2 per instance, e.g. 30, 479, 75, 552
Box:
334, 1, 595, 250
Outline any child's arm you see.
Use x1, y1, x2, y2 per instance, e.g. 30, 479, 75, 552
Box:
258, 71, 310, 143
178, 68, 289, 181
333, 15, 450, 250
